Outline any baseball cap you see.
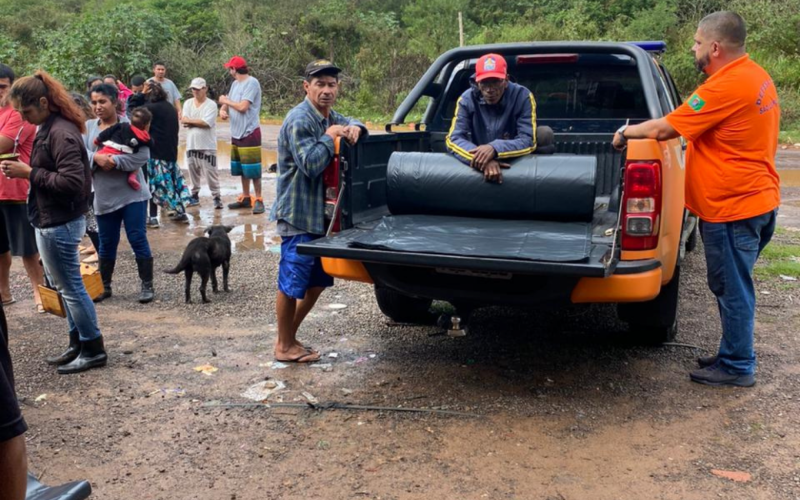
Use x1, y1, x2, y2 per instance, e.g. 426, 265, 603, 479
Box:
304, 59, 341, 79
475, 54, 507, 82
189, 77, 207, 89
224, 56, 247, 70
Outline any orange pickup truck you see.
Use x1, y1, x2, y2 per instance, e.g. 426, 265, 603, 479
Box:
298, 42, 698, 344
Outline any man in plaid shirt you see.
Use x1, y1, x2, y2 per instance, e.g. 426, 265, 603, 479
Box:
271, 60, 366, 363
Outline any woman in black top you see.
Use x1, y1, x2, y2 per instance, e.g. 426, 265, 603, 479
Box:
0, 70, 107, 375
143, 81, 191, 224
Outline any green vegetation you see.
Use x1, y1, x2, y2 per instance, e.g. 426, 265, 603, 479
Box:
1, 0, 799, 128
755, 234, 800, 281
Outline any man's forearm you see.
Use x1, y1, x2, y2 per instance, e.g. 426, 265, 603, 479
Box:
624, 117, 680, 141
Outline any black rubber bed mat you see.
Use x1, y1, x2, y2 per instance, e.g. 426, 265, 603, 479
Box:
348, 215, 592, 263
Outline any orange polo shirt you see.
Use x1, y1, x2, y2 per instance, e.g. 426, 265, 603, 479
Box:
665, 54, 780, 222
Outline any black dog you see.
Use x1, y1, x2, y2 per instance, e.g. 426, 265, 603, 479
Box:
164, 225, 233, 303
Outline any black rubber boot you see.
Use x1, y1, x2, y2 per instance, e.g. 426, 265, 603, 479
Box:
57, 337, 107, 375
136, 257, 155, 304
96, 258, 116, 302
45, 329, 80, 366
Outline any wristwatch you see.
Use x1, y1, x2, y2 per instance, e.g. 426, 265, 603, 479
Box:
616, 123, 628, 145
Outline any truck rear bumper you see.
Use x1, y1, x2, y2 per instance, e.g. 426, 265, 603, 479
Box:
571, 264, 663, 303
320, 257, 663, 305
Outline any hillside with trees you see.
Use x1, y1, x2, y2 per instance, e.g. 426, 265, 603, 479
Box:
1, 0, 798, 127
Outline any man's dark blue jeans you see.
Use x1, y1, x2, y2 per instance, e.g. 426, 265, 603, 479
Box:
700, 209, 777, 375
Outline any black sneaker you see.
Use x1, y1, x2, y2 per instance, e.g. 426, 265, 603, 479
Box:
228, 195, 252, 209
187, 195, 200, 207
697, 355, 718, 368
171, 213, 190, 224
213, 197, 223, 209
689, 365, 755, 387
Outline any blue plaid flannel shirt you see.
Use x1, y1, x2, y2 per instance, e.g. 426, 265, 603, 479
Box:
271, 98, 366, 235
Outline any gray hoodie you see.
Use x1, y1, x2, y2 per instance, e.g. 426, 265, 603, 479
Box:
83, 118, 151, 216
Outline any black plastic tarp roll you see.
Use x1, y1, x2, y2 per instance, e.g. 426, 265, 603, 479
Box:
386, 152, 597, 221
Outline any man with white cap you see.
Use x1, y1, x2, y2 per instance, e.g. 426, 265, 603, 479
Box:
181, 77, 221, 209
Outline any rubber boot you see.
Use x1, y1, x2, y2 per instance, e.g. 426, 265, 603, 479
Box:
136, 257, 155, 304
57, 337, 107, 374
96, 258, 116, 302
45, 328, 80, 366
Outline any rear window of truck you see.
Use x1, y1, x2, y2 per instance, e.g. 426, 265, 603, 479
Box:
438, 53, 650, 131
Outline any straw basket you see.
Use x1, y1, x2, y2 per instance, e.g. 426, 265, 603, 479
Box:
37, 264, 103, 317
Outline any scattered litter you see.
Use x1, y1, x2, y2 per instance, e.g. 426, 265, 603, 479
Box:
311, 363, 333, 372
194, 364, 218, 376
264, 361, 289, 370
760, 290, 771, 295
328, 352, 339, 359
341, 388, 353, 396
268, 245, 281, 254
34, 394, 47, 402
779, 274, 797, 281
368, 354, 376, 359
301, 391, 319, 404
339, 337, 348, 342
326, 303, 348, 310
354, 357, 369, 364
242, 380, 285, 401
149, 388, 186, 397
711, 469, 752, 483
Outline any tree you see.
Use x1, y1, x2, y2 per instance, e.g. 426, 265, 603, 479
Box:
35, 6, 172, 89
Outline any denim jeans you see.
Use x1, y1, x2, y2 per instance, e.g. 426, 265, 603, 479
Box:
700, 209, 777, 375
35, 217, 101, 342
96, 201, 152, 260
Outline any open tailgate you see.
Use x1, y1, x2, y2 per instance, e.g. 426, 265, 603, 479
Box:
298, 214, 620, 278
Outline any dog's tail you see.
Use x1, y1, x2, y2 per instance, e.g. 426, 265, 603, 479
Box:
163, 253, 192, 274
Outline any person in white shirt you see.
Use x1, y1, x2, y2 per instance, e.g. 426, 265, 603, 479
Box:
181, 78, 221, 209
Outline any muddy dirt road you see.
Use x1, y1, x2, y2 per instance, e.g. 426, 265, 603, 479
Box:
5, 131, 800, 499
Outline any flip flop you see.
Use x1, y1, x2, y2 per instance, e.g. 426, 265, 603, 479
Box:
275, 349, 321, 364
2, 297, 15, 306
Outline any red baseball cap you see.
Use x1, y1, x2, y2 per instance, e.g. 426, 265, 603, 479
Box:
475, 54, 507, 82
224, 56, 247, 70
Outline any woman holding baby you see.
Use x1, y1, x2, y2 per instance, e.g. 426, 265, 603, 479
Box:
84, 83, 155, 305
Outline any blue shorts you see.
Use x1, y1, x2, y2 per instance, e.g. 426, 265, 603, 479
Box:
278, 234, 334, 299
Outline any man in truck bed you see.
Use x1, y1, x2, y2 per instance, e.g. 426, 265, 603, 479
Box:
613, 11, 780, 388
445, 53, 537, 183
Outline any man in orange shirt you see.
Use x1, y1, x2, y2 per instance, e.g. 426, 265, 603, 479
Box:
612, 11, 780, 387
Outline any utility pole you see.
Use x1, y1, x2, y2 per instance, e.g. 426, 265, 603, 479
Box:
458, 11, 464, 47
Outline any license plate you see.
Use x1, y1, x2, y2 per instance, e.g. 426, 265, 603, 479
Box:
435, 268, 513, 280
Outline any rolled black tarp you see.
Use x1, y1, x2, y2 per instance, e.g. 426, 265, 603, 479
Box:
386, 152, 597, 222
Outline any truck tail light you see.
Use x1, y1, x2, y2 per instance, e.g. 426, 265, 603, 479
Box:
323, 139, 342, 234
621, 161, 662, 250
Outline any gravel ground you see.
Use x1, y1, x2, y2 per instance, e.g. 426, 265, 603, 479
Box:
3, 145, 799, 500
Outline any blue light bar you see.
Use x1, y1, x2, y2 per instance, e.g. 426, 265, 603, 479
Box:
627, 41, 667, 53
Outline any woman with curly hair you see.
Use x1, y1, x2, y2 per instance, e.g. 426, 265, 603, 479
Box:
143, 80, 191, 224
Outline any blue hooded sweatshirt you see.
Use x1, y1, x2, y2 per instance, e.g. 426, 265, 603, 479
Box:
445, 81, 537, 165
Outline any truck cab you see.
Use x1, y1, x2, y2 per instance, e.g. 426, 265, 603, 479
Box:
298, 42, 697, 344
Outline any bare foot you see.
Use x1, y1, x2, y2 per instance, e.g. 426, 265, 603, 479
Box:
274, 343, 321, 363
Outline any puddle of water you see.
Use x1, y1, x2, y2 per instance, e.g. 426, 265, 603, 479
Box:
227, 224, 282, 253
780, 169, 800, 188
178, 141, 278, 171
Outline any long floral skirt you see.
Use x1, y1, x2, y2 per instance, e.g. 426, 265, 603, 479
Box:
146, 159, 191, 215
